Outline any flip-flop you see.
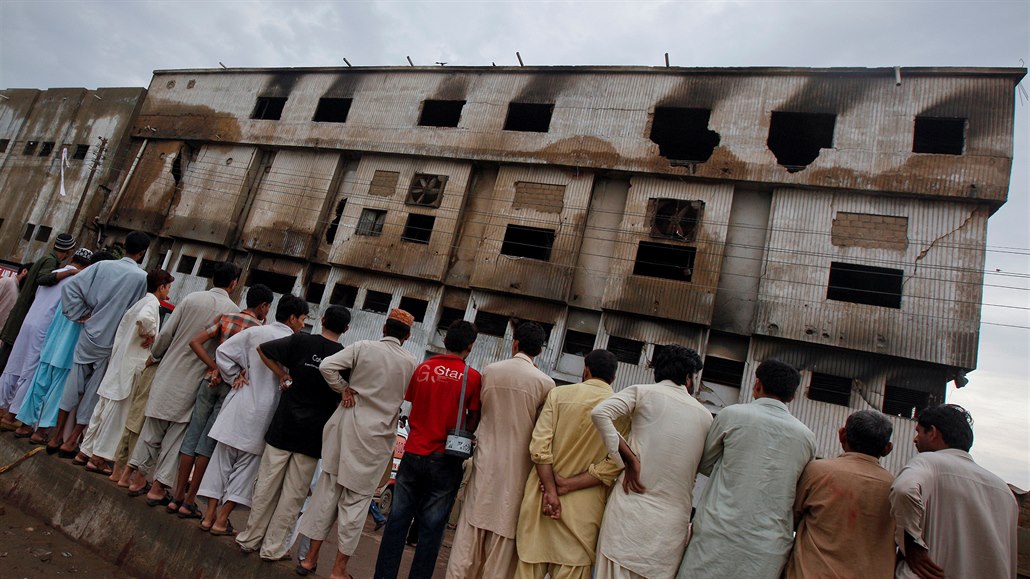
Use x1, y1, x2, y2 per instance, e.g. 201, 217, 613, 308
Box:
177, 503, 203, 519
28, 437, 47, 446
127, 482, 152, 497
146, 492, 173, 508
84, 461, 114, 476
209, 522, 235, 536
72, 454, 89, 467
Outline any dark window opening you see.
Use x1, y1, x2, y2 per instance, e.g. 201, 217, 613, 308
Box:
0, 139, 9, 153
607, 336, 644, 365
419, 100, 465, 127
362, 290, 392, 314
197, 259, 219, 278
500, 225, 555, 261
23, 141, 38, 155
827, 262, 903, 309
176, 255, 197, 274
701, 356, 746, 388
767, 111, 836, 172
325, 199, 347, 244
913, 117, 965, 155
633, 241, 696, 282
562, 330, 596, 356
34, 225, 53, 243
649, 199, 704, 242
329, 283, 358, 308
474, 311, 509, 337
356, 208, 386, 237
72, 144, 89, 160
407, 174, 447, 207
251, 96, 287, 120
305, 282, 326, 304
649, 107, 720, 163
21, 224, 35, 242
399, 296, 429, 323
808, 372, 852, 406
402, 214, 435, 244
437, 307, 465, 330
38, 142, 54, 157
883, 384, 931, 419
312, 97, 352, 123
247, 269, 297, 294
503, 102, 554, 133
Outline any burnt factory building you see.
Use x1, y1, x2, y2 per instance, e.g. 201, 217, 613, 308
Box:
0, 65, 1023, 472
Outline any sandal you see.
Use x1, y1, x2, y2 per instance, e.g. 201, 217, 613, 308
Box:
177, 503, 203, 519
127, 482, 152, 497
209, 522, 235, 536
294, 563, 317, 576
200, 521, 213, 532
84, 460, 114, 476
58, 448, 79, 459
146, 492, 173, 508
72, 453, 89, 467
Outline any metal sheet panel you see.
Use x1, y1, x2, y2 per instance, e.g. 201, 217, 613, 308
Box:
164, 144, 259, 245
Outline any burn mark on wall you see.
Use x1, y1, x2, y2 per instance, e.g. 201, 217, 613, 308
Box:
431, 74, 470, 101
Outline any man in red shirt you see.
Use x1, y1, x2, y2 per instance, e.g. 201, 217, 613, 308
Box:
374, 320, 481, 579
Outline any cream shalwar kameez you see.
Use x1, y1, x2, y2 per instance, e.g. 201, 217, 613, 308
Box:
890, 448, 1018, 579
446, 353, 555, 579
592, 380, 714, 579
297, 337, 417, 556
514, 378, 627, 579
80, 293, 160, 461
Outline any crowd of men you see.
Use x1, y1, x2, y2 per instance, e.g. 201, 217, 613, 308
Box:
0, 230, 1021, 579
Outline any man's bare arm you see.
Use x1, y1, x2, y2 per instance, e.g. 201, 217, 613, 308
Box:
536, 463, 561, 520
188, 327, 221, 384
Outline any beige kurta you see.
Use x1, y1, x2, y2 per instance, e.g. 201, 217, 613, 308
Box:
786, 452, 896, 579
318, 337, 418, 495
0, 276, 18, 332
516, 378, 627, 568
890, 448, 1018, 579
592, 380, 714, 579
145, 288, 240, 423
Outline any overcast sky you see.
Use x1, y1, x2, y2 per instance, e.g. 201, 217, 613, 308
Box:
1, 0, 1027, 486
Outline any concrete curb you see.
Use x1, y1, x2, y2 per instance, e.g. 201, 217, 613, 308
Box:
0, 434, 298, 578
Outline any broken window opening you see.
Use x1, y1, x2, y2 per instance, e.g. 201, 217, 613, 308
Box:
500, 225, 555, 261
633, 241, 696, 282
247, 269, 297, 294
883, 383, 931, 419
406, 174, 447, 207
329, 283, 358, 308
767, 111, 836, 172
419, 100, 465, 128
808, 372, 852, 406
251, 96, 287, 121
313, 97, 352, 123
826, 262, 903, 309
503, 102, 554, 133
474, 310, 509, 337
356, 208, 387, 237
913, 116, 965, 155
325, 199, 347, 244
362, 290, 392, 314
21, 224, 35, 242
607, 336, 644, 365
72, 144, 89, 160
0, 139, 9, 153
402, 214, 435, 244
176, 255, 197, 275
305, 282, 326, 304
437, 307, 466, 331
700, 356, 746, 388
562, 330, 596, 357
649, 107, 720, 163
23, 141, 38, 156
399, 296, 429, 323
38, 142, 54, 157
34, 225, 53, 243
649, 198, 704, 242
197, 258, 219, 279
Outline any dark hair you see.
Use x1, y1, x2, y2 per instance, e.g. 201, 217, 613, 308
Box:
917, 404, 974, 452
211, 262, 241, 289
755, 359, 801, 401
383, 318, 411, 340
515, 322, 546, 357
322, 306, 351, 333
845, 410, 894, 457
147, 268, 174, 293
274, 295, 309, 323
90, 251, 117, 264
653, 345, 703, 386
585, 349, 618, 384
246, 284, 274, 308
124, 231, 152, 255
444, 320, 478, 353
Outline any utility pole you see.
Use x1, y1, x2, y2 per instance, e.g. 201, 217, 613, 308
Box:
68, 136, 107, 243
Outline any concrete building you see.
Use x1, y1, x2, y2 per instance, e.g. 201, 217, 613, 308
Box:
2, 65, 1023, 472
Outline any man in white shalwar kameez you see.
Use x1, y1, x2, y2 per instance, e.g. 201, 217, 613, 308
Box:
197, 295, 308, 535
676, 359, 816, 579
592, 346, 713, 579
890, 404, 1018, 579
79, 269, 173, 473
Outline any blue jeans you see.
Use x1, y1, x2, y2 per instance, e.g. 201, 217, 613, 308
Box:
373, 452, 464, 579
370, 500, 386, 525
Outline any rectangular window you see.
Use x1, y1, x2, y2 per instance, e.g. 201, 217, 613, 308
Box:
23, 141, 38, 156
437, 306, 465, 331
562, 330, 596, 356
913, 116, 965, 155
500, 224, 555, 261
356, 208, 387, 237
633, 241, 696, 282
649, 107, 719, 163
607, 336, 644, 365
34, 225, 53, 243
418, 100, 465, 127
176, 255, 197, 274
251, 96, 287, 120
197, 258, 220, 278
883, 384, 931, 419
767, 111, 836, 172
362, 290, 392, 314
826, 262, 903, 309
0, 139, 9, 153
312, 97, 352, 123
72, 144, 90, 160
474, 310, 509, 337
398, 296, 429, 323
305, 282, 326, 304
700, 356, 746, 387
247, 269, 297, 294
406, 174, 447, 207
22, 223, 35, 242
329, 283, 358, 308
402, 214, 435, 244
38, 142, 54, 157
649, 198, 704, 242
503, 102, 554, 133
808, 372, 852, 406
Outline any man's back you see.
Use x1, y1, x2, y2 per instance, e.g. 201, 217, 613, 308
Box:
64, 257, 147, 362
